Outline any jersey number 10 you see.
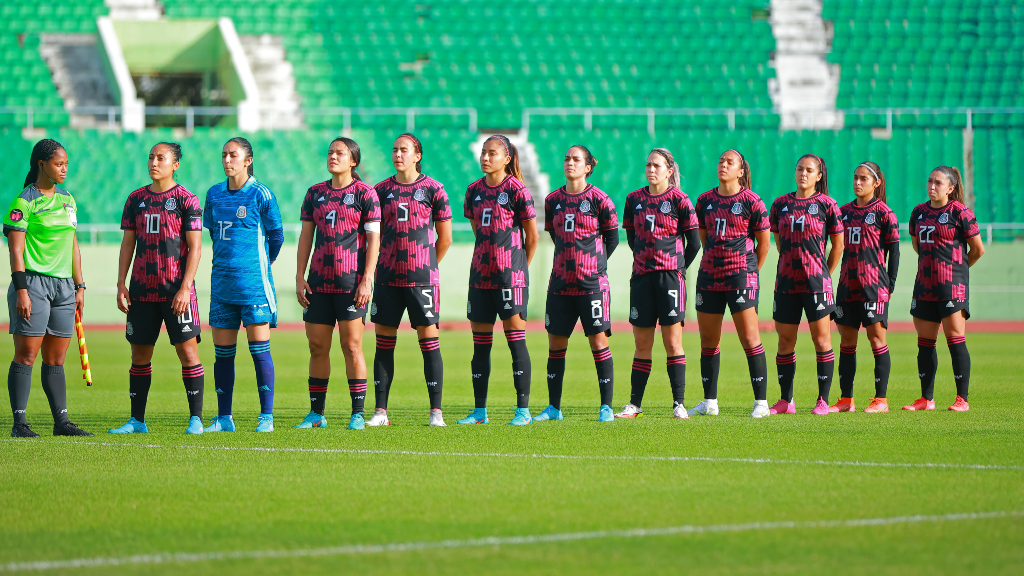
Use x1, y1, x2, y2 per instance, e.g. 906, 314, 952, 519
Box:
144, 213, 161, 234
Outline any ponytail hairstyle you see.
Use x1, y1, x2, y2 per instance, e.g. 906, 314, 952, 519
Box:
569, 144, 599, 180
330, 137, 363, 181
487, 135, 523, 182
226, 136, 254, 176
397, 132, 422, 172
857, 161, 886, 204
936, 165, 965, 204
798, 153, 829, 196
24, 138, 65, 188
725, 149, 752, 190
650, 147, 679, 189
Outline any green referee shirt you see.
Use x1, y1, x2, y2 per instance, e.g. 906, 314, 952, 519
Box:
3, 185, 78, 279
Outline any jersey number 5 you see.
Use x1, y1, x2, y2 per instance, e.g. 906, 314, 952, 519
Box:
398, 202, 410, 222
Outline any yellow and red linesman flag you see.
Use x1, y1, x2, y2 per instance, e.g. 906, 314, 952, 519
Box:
75, 310, 92, 386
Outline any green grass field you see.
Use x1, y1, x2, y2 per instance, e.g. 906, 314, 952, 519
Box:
2, 329, 1023, 575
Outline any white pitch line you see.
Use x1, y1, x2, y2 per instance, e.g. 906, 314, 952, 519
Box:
11, 439, 1024, 471
2, 509, 1020, 572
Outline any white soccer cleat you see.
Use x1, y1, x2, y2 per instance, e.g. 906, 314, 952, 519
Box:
429, 408, 446, 427
673, 404, 690, 419
687, 399, 719, 416
750, 400, 771, 418
365, 408, 390, 427
613, 403, 643, 419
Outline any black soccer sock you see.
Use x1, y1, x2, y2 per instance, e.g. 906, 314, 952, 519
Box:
593, 347, 614, 406
374, 334, 396, 409
700, 347, 720, 399
630, 358, 652, 408
471, 331, 493, 409
947, 336, 970, 401
40, 363, 69, 425
8, 361, 32, 425
546, 348, 566, 410
872, 345, 890, 398
745, 345, 768, 401
349, 378, 368, 415
128, 363, 153, 422
181, 364, 204, 419
776, 352, 796, 402
666, 355, 686, 408
918, 337, 938, 400
505, 330, 531, 409
816, 349, 835, 403
419, 337, 443, 410
838, 345, 857, 398
309, 377, 328, 415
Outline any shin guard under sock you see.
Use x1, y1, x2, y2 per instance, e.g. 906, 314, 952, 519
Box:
872, 345, 890, 398
249, 340, 275, 414
40, 363, 68, 425
8, 361, 32, 424
666, 355, 686, 408
546, 349, 566, 410
419, 337, 443, 410
838, 345, 857, 398
629, 358, 652, 408
181, 364, 204, 418
947, 336, 970, 401
505, 330, 531, 409
745, 345, 767, 401
917, 337, 938, 400
373, 334, 396, 409
213, 344, 236, 417
471, 332, 492, 408
700, 347, 720, 399
593, 347, 614, 406
129, 363, 153, 422
776, 352, 796, 402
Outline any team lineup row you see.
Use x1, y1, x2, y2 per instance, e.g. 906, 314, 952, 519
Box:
4, 133, 985, 438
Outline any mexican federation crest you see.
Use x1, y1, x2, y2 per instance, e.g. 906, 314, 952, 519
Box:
580, 200, 591, 212
414, 189, 427, 201
344, 193, 355, 205
864, 212, 876, 225
660, 201, 672, 214
236, 206, 247, 219
164, 197, 177, 211
807, 203, 819, 215
938, 212, 949, 224
497, 192, 509, 205
730, 202, 742, 215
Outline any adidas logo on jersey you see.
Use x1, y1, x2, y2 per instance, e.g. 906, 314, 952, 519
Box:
138, 202, 145, 207
946, 301, 955, 307
593, 319, 602, 326
387, 193, 394, 198
318, 196, 325, 201
181, 325, 192, 332
816, 303, 826, 311
504, 302, 512, 309
668, 310, 677, 316
782, 206, 789, 212
424, 311, 434, 317
555, 204, 561, 209
347, 305, 357, 312
736, 296, 745, 303
636, 204, 642, 209
475, 195, 481, 201
867, 311, 874, 317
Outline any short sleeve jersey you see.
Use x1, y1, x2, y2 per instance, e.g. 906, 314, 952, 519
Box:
769, 192, 844, 294
622, 186, 699, 278
694, 187, 769, 291
3, 185, 78, 278
374, 174, 452, 287
837, 199, 900, 302
909, 200, 979, 302
203, 176, 284, 307
120, 184, 203, 301
544, 184, 619, 295
465, 175, 536, 289
300, 180, 381, 294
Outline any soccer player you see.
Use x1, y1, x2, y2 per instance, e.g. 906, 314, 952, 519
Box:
689, 149, 772, 418
459, 135, 539, 426
905, 166, 984, 412
295, 138, 381, 430
368, 133, 453, 427
833, 162, 900, 413
5, 138, 92, 437
768, 155, 844, 415
111, 142, 205, 434
537, 145, 619, 423
202, 137, 284, 433
616, 148, 700, 420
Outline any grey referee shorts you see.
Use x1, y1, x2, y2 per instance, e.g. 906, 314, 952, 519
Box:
7, 272, 76, 338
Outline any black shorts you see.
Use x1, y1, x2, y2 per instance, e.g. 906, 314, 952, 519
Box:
467, 286, 528, 323
910, 298, 970, 323
630, 271, 685, 328
126, 298, 201, 346
545, 291, 611, 337
370, 284, 440, 328
834, 300, 889, 329
773, 292, 835, 324
694, 288, 759, 315
303, 291, 366, 326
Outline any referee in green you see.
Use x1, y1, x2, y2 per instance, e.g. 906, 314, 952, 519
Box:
5, 139, 92, 437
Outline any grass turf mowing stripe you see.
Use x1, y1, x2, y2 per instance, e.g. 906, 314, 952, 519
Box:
16, 439, 1024, 471
3, 509, 1020, 572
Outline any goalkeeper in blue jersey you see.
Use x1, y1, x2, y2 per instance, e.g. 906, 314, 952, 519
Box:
202, 137, 285, 433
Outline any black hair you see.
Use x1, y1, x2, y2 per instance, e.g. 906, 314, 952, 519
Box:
24, 138, 65, 188
857, 161, 887, 204
935, 165, 965, 204
486, 135, 523, 182
649, 148, 678, 188
226, 136, 254, 176
568, 144, 599, 180
154, 141, 182, 162
798, 154, 829, 196
397, 133, 422, 172
722, 149, 751, 190
331, 137, 363, 181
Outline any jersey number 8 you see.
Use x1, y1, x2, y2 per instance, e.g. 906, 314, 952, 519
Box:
564, 213, 575, 232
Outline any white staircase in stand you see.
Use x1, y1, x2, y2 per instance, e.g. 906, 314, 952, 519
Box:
768, 0, 842, 129
39, 34, 118, 128
104, 0, 163, 20
238, 34, 304, 129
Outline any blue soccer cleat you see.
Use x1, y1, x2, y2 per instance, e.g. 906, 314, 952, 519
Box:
255, 413, 274, 433
185, 416, 204, 435
204, 415, 236, 433
599, 404, 615, 422
109, 417, 148, 434
509, 407, 532, 425
349, 412, 365, 430
294, 412, 328, 429
532, 405, 563, 421
456, 408, 488, 425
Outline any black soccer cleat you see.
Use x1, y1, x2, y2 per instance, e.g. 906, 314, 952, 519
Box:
53, 421, 94, 437
11, 423, 40, 438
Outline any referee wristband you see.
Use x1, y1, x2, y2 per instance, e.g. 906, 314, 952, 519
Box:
11, 271, 27, 291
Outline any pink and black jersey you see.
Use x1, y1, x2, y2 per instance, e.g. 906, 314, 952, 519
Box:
622, 186, 698, 277
694, 187, 769, 291
837, 199, 900, 302
909, 200, 979, 302
120, 184, 203, 302
374, 174, 452, 287
300, 179, 381, 293
544, 184, 618, 295
769, 192, 844, 294
464, 175, 536, 289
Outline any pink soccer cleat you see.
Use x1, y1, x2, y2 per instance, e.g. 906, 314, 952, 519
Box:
812, 397, 830, 415
769, 399, 795, 415
948, 396, 970, 412
902, 397, 936, 411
